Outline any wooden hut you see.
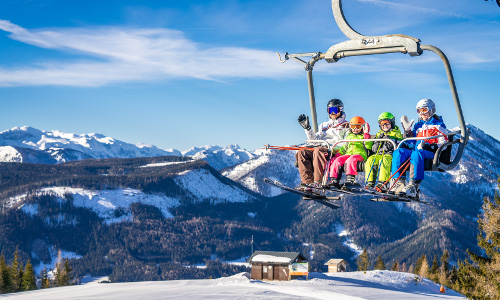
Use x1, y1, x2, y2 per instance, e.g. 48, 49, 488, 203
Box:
247, 251, 308, 281
325, 259, 348, 273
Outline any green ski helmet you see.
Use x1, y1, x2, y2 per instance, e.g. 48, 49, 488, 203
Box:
378, 112, 395, 129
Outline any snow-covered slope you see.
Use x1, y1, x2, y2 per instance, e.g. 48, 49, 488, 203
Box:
15, 187, 180, 224
3, 271, 463, 299
184, 144, 255, 170
0, 126, 181, 163
222, 148, 300, 197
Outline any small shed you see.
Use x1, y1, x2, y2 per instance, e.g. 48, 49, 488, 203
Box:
247, 251, 308, 281
325, 259, 348, 273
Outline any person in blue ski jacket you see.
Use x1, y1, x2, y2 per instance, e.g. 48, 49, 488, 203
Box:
390, 99, 448, 198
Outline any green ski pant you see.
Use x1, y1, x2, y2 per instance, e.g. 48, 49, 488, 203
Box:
364, 154, 392, 182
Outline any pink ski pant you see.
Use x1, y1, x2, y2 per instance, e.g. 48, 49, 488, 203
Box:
329, 154, 364, 179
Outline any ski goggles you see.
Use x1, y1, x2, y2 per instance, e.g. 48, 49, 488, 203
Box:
328, 106, 341, 115
350, 124, 362, 129
417, 107, 430, 114
379, 119, 391, 126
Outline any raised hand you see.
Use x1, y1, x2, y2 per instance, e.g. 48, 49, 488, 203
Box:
298, 114, 311, 130
401, 115, 414, 132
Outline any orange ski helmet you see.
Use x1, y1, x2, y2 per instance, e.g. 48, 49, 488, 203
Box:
349, 116, 365, 131
349, 116, 365, 126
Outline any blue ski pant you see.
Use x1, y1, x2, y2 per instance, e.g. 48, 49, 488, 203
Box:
391, 148, 435, 181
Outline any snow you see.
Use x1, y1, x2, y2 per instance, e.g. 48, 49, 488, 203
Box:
335, 224, 364, 257
174, 169, 257, 203
251, 254, 292, 263
0, 126, 179, 163
12, 187, 180, 224
139, 161, 191, 168
20, 203, 39, 216
3, 271, 463, 299
34, 249, 82, 278
0, 146, 23, 162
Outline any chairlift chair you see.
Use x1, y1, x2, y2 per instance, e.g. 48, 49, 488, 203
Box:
278, 0, 469, 173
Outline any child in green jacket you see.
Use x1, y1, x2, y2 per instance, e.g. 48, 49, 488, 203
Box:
364, 112, 403, 191
329, 116, 373, 190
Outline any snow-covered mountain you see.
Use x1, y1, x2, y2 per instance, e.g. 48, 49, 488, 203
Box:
222, 148, 300, 197
0, 126, 181, 163
186, 144, 255, 170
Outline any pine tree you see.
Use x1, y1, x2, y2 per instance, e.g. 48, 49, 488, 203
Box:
63, 259, 73, 286
16, 261, 24, 292
374, 255, 386, 270
440, 250, 450, 274
357, 249, 370, 271
21, 260, 36, 291
0, 254, 11, 294
456, 178, 500, 299
391, 260, 399, 271
414, 255, 423, 274
439, 250, 450, 287
419, 254, 429, 279
430, 255, 439, 282
9, 250, 21, 292
40, 267, 50, 289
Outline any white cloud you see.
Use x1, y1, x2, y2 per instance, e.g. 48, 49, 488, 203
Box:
0, 20, 300, 87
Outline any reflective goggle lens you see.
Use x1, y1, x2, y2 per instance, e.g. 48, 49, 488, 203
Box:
328, 106, 340, 115
350, 124, 362, 129
379, 120, 391, 126
417, 107, 429, 113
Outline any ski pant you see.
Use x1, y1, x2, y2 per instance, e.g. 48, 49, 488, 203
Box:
364, 154, 392, 182
329, 154, 364, 179
391, 148, 435, 181
296, 147, 328, 184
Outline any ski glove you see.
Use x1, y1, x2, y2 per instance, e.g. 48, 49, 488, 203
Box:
420, 143, 438, 152
401, 115, 414, 132
298, 114, 311, 130
363, 122, 371, 139
383, 141, 394, 152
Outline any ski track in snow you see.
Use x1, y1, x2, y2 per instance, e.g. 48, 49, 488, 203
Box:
3, 271, 463, 300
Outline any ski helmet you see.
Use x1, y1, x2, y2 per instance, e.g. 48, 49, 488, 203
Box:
327, 98, 344, 115
378, 112, 395, 129
416, 99, 436, 117
349, 116, 365, 131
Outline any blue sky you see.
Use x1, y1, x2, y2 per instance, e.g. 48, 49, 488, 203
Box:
0, 0, 499, 151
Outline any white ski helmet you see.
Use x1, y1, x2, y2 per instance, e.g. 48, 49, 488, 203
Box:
416, 98, 436, 117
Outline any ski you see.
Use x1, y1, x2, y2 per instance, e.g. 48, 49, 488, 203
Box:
362, 187, 429, 204
263, 178, 341, 207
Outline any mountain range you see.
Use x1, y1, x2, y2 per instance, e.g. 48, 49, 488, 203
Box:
0, 124, 498, 282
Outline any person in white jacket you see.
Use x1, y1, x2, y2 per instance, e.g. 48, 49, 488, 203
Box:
296, 98, 349, 190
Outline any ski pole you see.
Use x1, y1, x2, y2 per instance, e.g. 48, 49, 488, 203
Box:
383, 158, 411, 192
375, 157, 410, 192
375, 146, 386, 184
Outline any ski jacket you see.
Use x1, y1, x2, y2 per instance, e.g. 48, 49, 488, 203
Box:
304, 112, 349, 150
371, 125, 403, 156
409, 115, 449, 149
338, 131, 373, 160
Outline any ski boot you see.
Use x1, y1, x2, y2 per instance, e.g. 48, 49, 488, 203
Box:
398, 180, 420, 199
388, 177, 405, 194
374, 182, 388, 193
297, 182, 322, 195
365, 181, 375, 189
326, 179, 341, 190
341, 175, 357, 191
